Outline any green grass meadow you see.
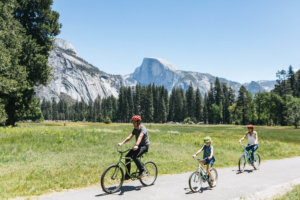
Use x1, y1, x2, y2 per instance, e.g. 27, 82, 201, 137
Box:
0, 122, 300, 199
275, 184, 300, 200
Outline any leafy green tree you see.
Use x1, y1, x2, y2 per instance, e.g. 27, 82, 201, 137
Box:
0, 0, 60, 125
268, 93, 284, 125
254, 92, 271, 125
236, 86, 256, 125
286, 96, 300, 128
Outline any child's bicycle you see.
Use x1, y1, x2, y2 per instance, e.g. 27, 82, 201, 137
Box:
188, 157, 218, 192
238, 143, 261, 172
100, 146, 158, 194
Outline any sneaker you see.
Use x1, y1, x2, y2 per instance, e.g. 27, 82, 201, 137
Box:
138, 170, 146, 179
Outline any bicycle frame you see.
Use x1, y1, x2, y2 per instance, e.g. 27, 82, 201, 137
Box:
194, 158, 209, 181
240, 143, 253, 163
115, 146, 143, 178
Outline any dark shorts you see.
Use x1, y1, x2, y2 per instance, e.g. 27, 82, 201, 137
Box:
204, 157, 215, 167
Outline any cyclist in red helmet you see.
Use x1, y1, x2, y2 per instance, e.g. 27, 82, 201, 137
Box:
239, 124, 259, 164
118, 115, 150, 179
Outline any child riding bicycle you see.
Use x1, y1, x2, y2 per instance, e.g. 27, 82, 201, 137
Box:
118, 115, 150, 180
239, 124, 259, 164
192, 136, 216, 184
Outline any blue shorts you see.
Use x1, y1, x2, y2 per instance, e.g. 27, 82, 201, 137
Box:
204, 157, 215, 167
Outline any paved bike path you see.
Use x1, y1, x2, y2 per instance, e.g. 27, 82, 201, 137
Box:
37, 157, 300, 200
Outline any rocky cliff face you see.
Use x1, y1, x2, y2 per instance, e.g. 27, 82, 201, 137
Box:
35, 39, 276, 102
126, 57, 247, 96
35, 39, 125, 102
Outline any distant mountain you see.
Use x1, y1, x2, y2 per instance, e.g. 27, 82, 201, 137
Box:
244, 80, 276, 94
35, 39, 276, 102
125, 57, 274, 97
35, 39, 125, 102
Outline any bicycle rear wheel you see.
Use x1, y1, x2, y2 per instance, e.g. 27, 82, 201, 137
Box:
253, 153, 261, 170
139, 161, 158, 186
238, 154, 246, 172
101, 164, 124, 194
189, 171, 203, 192
208, 168, 218, 188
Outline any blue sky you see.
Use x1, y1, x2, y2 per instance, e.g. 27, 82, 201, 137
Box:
52, 0, 300, 83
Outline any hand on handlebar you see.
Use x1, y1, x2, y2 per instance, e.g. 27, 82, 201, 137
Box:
192, 154, 196, 158
118, 142, 123, 146
133, 145, 138, 151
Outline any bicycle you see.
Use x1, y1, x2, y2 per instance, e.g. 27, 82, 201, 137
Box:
188, 157, 218, 192
100, 146, 158, 194
238, 143, 261, 172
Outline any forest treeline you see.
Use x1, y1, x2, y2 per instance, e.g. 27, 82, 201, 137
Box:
40, 66, 300, 127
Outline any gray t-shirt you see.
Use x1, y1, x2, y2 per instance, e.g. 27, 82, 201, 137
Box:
132, 125, 150, 146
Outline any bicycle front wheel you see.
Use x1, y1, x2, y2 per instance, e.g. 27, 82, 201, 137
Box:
238, 154, 246, 172
253, 153, 261, 170
140, 161, 158, 186
208, 168, 218, 188
101, 164, 124, 194
189, 171, 203, 192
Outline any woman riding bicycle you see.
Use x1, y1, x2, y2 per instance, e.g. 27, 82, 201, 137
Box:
118, 115, 150, 180
239, 124, 259, 164
192, 136, 216, 184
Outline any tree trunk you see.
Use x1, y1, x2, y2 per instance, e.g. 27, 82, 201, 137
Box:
5, 99, 16, 126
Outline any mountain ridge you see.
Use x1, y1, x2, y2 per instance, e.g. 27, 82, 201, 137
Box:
35, 39, 276, 102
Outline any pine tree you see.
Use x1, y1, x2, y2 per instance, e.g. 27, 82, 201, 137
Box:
52, 98, 58, 120
134, 84, 141, 115
203, 94, 209, 124
185, 83, 195, 120
207, 85, 215, 124
295, 70, 300, 98
195, 88, 203, 122
94, 96, 102, 122
144, 85, 154, 122
287, 66, 296, 96
236, 86, 256, 125
168, 88, 176, 121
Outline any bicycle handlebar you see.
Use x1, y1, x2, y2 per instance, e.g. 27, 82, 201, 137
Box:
193, 157, 208, 162
116, 145, 131, 153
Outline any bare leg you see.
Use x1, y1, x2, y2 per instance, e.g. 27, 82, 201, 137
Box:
206, 164, 214, 182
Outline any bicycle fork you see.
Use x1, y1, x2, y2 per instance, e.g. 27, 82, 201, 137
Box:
111, 166, 120, 180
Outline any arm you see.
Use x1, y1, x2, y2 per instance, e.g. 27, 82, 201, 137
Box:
254, 131, 258, 144
118, 134, 134, 146
133, 132, 144, 150
208, 147, 214, 160
239, 132, 248, 143
193, 146, 204, 158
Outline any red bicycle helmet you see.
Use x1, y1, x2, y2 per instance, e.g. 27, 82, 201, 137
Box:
247, 124, 254, 129
131, 115, 142, 122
